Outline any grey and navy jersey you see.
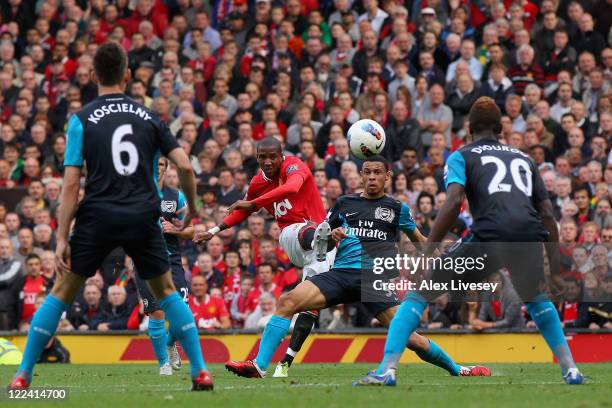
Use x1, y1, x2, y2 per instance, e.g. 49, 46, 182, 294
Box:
444, 138, 548, 241
327, 194, 416, 270
160, 185, 186, 263
65, 93, 180, 214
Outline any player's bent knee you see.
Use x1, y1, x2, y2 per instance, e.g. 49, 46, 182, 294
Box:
276, 292, 300, 318
406, 333, 429, 352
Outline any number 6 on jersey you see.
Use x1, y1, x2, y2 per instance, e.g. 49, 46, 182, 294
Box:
112, 124, 139, 176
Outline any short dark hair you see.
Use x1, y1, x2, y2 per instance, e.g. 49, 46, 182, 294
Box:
258, 262, 275, 272
469, 97, 502, 136
363, 155, 389, 170
93, 42, 128, 86
257, 136, 282, 153
572, 184, 591, 198
26, 253, 40, 263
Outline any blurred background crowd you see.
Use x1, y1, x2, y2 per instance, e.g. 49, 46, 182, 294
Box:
0, 0, 611, 334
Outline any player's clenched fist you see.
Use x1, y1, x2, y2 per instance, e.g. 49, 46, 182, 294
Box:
193, 230, 214, 243
331, 227, 347, 242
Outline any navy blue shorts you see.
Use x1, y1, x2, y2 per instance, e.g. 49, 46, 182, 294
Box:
70, 206, 170, 280
135, 262, 189, 313
308, 268, 399, 317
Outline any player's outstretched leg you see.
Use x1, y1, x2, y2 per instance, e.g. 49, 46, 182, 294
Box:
525, 300, 583, 384
10, 272, 86, 389
408, 335, 490, 377
148, 273, 212, 391
273, 311, 318, 377
226, 280, 327, 378
148, 310, 172, 375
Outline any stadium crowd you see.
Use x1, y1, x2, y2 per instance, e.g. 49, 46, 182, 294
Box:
0, 0, 611, 334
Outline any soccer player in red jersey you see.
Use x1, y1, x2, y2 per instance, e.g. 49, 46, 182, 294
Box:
195, 137, 338, 377
189, 275, 230, 330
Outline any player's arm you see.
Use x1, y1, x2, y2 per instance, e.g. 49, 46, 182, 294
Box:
532, 166, 562, 296
56, 115, 84, 275
158, 120, 197, 229
162, 191, 195, 239
327, 198, 348, 242
227, 172, 306, 214
193, 187, 257, 243
398, 202, 428, 247
425, 152, 466, 255
167, 147, 198, 229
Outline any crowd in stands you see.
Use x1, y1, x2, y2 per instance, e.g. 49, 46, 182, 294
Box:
0, 0, 611, 333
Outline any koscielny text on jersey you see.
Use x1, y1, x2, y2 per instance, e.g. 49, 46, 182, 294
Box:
87, 103, 152, 124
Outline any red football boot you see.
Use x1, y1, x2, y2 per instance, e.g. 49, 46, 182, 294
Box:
8, 375, 30, 390
225, 360, 265, 378
191, 370, 214, 391
459, 365, 492, 376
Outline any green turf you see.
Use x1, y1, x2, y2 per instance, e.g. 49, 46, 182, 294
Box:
0, 363, 609, 407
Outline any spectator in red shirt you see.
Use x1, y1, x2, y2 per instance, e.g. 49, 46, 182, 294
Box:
127, 0, 169, 38
246, 262, 283, 313
230, 276, 254, 328
508, 44, 544, 95
191, 252, 224, 290
206, 235, 227, 275
222, 250, 244, 309
189, 274, 231, 330
18, 254, 49, 329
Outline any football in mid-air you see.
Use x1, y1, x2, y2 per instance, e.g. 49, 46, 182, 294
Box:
347, 119, 386, 160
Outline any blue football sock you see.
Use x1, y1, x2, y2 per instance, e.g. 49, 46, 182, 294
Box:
17, 295, 68, 380
525, 301, 576, 375
376, 292, 427, 375
255, 315, 291, 371
148, 318, 169, 367
414, 339, 461, 376
159, 292, 207, 377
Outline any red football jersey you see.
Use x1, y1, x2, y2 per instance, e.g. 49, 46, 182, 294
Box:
224, 156, 326, 230
21, 275, 46, 322
189, 295, 230, 330
222, 270, 242, 309
246, 284, 283, 313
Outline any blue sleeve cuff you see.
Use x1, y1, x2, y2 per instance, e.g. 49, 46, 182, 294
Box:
399, 203, 416, 233
177, 191, 186, 220
444, 151, 467, 189
64, 115, 84, 167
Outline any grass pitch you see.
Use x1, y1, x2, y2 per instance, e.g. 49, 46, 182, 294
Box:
0, 363, 609, 407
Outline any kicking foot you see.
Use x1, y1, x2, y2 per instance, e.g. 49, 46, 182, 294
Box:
167, 344, 182, 371
225, 360, 266, 378
352, 369, 396, 386
159, 363, 173, 376
191, 370, 214, 391
459, 365, 491, 376
8, 375, 30, 390
563, 368, 584, 385
273, 362, 290, 378
312, 221, 331, 262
